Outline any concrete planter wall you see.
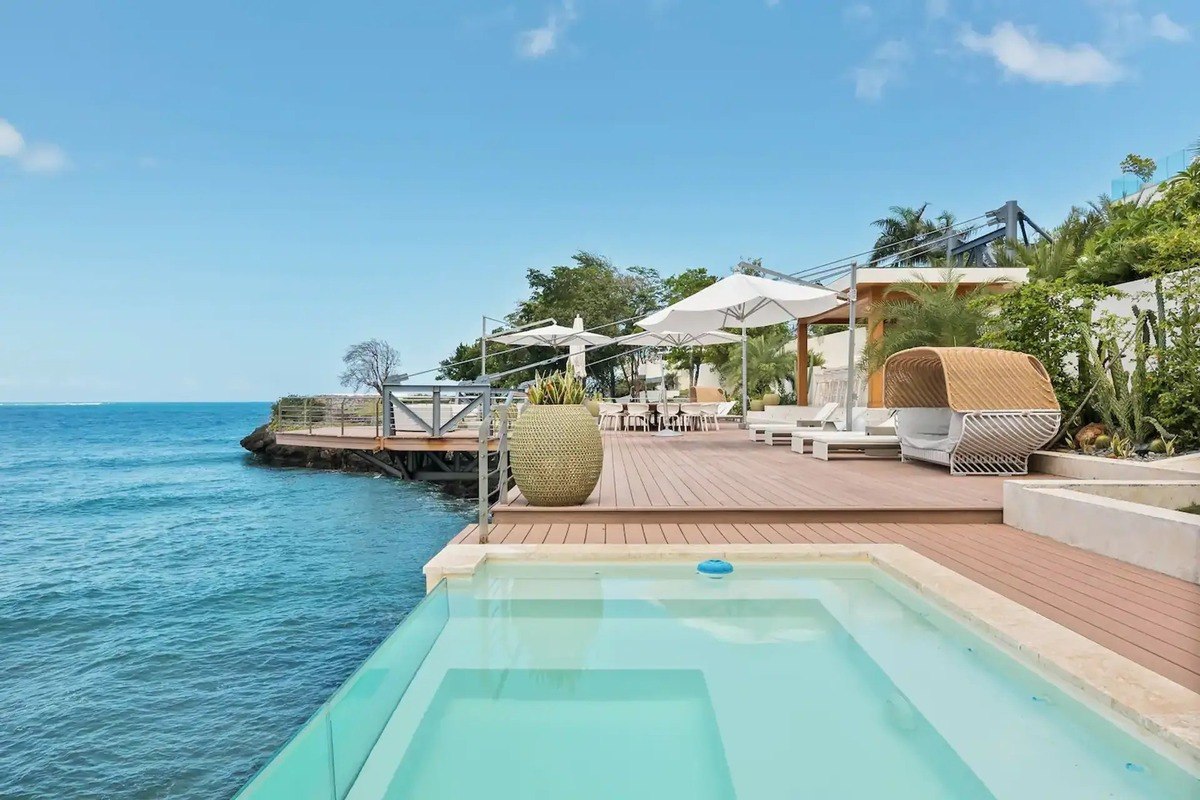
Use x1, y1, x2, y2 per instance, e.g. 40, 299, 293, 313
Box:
1004, 480, 1200, 583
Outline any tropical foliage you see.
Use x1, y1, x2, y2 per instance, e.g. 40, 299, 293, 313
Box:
978, 279, 1112, 413
869, 204, 956, 266
717, 327, 794, 398
525, 370, 586, 405
861, 269, 994, 373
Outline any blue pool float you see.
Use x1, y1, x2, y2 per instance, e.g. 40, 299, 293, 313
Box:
697, 559, 733, 577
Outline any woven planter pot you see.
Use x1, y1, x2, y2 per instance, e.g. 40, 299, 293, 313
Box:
749, 399, 765, 412
762, 393, 781, 406
509, 405, 603, 506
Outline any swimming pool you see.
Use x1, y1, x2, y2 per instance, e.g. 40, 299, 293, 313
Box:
235, 556, 1199, 799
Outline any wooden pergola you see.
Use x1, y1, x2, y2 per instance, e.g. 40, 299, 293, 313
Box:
792, 267, 1028, 407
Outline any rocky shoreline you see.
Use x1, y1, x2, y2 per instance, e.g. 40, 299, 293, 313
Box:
239, 424, 378, 473
238, 424, 478, 498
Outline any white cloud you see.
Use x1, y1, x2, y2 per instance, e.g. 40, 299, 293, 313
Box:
0, 119, 24, 157
843, 3, 872, 22
1149, 12, 1189, 42
853, 39, 910, 100
926, 0, 949, 19
18, 143, 70, 174
517, 0, 577, 59
0, 118, 69, 174
959, 22, 1123, 85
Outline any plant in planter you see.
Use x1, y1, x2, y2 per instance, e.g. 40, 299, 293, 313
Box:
761, 392, 781, 406
584, 391, 602, 418
509, 371, 603, 506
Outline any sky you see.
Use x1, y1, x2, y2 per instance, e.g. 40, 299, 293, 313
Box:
1, 0, 1196, 402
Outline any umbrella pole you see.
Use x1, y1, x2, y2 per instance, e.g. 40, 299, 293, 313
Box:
845, 262, 858, 429
740, 325, 748, 428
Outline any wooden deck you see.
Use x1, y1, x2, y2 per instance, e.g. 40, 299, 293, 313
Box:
494, 429, 1035, 523
450, 520, 1200, 692
274, 426, 494, 452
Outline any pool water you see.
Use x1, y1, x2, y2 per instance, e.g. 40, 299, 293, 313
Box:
238, 562, 1199, 800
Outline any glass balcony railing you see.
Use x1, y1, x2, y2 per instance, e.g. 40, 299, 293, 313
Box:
233, 581, 451, 800
1110, 148, 1193, 199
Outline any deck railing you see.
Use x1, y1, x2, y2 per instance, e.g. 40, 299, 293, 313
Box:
382, 380, 524, 543
272, 395, 382, 436
233, 580, 452, 800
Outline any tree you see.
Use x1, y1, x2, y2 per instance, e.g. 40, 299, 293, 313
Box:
862, 269, 994, 374
661, 267, 718, 385
339, 339, 400, 396
978, 279, 1112, 413
1120, 153, 1157, 183
1078, 160, 1200, 284
717, 326, 793, 398
869, 204, 953, 266
438, 252, 663, 395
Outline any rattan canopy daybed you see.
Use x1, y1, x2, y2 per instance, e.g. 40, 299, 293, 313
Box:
883, 347, 1061, 476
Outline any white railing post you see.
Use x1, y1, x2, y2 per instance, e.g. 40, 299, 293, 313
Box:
477, 388, 492, 544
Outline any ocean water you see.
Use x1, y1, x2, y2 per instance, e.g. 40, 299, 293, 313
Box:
0, 403, 472, 799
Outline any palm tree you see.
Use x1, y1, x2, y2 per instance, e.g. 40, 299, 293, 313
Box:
718, 327, 794, 398
869, 205, 956, 266
862, 269, 994, 374
992, 235, 1084, 281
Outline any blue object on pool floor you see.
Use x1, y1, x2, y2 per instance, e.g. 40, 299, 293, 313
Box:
697, 559, 733, 577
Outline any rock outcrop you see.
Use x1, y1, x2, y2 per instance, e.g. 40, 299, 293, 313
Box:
239, 424, 375, 472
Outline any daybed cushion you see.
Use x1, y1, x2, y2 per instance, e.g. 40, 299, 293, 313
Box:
895, 407, 964, 453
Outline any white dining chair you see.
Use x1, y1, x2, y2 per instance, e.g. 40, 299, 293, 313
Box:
597, 402, 625, 431
680, 403, 706, 431
625, 403, 651, 431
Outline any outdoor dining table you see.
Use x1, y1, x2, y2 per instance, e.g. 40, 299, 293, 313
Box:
620, 402, 673, 430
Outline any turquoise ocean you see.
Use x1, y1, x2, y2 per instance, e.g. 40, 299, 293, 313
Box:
0, 403, 472, 799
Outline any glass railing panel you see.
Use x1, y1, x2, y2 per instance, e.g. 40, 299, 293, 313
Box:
234, 708, 335, 800
233, 580, 451, 800
327, 582, 450, 796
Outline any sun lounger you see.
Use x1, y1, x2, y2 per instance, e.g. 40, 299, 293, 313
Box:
811, 436, 901, 460
790, 429, 898, 455
747, 403, 839, 442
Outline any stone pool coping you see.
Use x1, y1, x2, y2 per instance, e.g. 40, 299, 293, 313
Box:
424, 542, 1200, 772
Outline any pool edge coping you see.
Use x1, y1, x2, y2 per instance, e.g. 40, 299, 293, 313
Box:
424, 542, 1200, 772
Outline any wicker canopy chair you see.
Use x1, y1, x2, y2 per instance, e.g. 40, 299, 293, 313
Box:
883, 347, 1060, 476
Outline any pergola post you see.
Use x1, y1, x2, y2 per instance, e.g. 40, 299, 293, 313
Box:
867, 294, 886, 408
794, 323, 809, 405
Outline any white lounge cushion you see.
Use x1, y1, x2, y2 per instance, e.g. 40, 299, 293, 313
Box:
896, 407, 952, 436
895, 408, 965, 453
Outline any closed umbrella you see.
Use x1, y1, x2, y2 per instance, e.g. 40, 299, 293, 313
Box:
567, 315, 588, 378
638, 274, 844, 423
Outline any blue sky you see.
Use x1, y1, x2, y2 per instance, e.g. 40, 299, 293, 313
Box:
1, 0, 1196, 401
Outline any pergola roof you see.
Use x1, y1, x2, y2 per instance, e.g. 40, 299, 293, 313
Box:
883, 347, 1060, 412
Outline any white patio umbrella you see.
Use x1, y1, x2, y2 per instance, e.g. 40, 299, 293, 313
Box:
488, 322, 614, 348
638, 273, 844, 422
617, 330, 741, 404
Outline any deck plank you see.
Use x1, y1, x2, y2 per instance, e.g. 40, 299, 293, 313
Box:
492, 429, 1026, 523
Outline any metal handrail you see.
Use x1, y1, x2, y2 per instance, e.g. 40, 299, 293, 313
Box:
273, 395, 382, 436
